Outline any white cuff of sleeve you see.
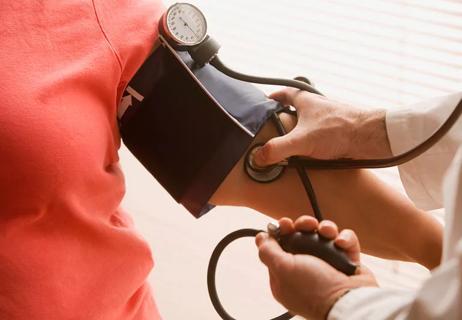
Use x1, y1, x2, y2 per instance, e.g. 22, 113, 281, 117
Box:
328, 287, 413, 320
386, 109, 441, 210
386, 93, 462, 210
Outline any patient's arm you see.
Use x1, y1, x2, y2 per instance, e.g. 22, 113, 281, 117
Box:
210, 113, 442, 269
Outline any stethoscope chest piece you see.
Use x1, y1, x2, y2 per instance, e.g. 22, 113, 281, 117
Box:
244, 143, 286, 183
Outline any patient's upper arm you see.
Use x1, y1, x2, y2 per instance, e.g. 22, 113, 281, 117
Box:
210, 112, 313, 216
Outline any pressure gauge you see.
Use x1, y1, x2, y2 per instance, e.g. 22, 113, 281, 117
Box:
160, 3, 208, 48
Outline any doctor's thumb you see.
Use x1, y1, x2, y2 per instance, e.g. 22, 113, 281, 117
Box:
254, 135, 300, 167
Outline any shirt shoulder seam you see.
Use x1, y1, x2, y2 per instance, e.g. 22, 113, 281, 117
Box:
91, 0, 123, 73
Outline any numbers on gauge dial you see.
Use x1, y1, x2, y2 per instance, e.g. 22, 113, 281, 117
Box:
167, 3, 207, 45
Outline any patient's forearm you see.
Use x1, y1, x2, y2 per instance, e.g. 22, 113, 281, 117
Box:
210, 113, 442, 269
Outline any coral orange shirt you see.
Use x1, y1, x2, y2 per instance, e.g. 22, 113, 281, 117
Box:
0, 1, 164, 319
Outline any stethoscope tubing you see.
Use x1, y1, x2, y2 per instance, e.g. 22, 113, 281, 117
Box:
203, 40, 462, 320
211, 55, 462, 171
207, 228, 294, 320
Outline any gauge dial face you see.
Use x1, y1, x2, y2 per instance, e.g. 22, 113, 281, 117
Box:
165, 3, 207, 46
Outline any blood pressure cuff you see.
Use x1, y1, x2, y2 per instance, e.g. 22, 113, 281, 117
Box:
118, 44, 281, 217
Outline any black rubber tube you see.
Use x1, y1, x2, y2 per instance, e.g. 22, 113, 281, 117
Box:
207, 229, 294, 320
271, 112, 324, 222
210, 55, 462, 171
207, 51, 462, 320
210, 56, 323, 96
292, 98, 462, 169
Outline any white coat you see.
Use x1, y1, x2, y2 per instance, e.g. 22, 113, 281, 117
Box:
329, 92, 462, 320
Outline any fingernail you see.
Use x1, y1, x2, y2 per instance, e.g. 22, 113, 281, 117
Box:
320, 220, 335, 229
337, 232, 351, 242
255, 232, 268, 246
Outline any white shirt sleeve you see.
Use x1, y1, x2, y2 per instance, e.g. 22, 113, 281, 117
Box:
328, 250, 461, 319
329, 152, 462, 319
328, 93, 462, 320
385, 92, 462, 210
328, 287, 413, 320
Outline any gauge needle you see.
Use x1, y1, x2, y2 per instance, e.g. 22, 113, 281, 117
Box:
179, 17, 199, 37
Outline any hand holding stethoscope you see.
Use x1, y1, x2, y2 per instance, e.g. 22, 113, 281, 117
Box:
253, 87, 392, 167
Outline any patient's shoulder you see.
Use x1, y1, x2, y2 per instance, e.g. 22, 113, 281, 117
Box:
93, 0, 166, 83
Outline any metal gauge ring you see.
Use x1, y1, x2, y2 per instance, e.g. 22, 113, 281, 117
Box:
160, 3, 208, 48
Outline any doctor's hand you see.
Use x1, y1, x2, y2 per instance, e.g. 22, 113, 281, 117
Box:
256, 216, 378, 320
254, 88, 392, 166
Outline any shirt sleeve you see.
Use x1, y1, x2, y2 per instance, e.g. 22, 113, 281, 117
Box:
329, 241, 462, 320
93, 0, 166, 97
386, 92, 462, 210
328, 287, 413, 320
329, 95, 462, 320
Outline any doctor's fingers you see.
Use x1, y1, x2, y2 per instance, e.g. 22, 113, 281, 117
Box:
256, 233, 295, 273
334, 229, 361, 264
293, 216, 319, 233
278, 217, 296, 235
254, 130, 309, 166
270, 88, 320, 108
294, 217, 341, 242
318, 220, 339, 239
